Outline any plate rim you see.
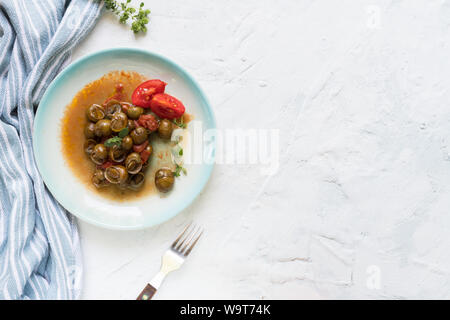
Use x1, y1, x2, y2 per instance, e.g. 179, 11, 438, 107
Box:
33, 47, 216, 230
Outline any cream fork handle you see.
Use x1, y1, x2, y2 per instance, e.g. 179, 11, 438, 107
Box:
137, 250, 184, 300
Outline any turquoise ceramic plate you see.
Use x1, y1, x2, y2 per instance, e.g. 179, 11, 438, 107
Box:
33, 48, 216, 230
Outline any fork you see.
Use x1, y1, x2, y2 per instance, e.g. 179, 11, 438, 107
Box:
137, 223, 203, 300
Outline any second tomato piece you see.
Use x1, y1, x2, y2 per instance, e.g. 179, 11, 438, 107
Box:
150, 93, 185, 119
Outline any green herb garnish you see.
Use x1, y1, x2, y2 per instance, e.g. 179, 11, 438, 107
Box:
104, 136, 122, 148
172, 117, 187, 129
131, 2, 151, 33
173, 163, 187, 177
104, 0, 151, 34
118, 127, 129, 138
179, 148, 183, 156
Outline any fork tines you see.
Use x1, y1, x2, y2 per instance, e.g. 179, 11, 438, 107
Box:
171, 222, 203, 256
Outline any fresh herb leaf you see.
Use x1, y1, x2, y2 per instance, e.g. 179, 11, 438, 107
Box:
104, 0, 119, 13
178, 148, 183, 156
118, 127, 129, 138
172, 117, 187, 129
104, 136, 122, 148
173, 163, 187, 177
173, 166, 182, 177
104, 0, 151, 34
131, 3, 151, 34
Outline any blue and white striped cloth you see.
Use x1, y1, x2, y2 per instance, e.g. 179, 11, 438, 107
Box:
0, 0, 103, 299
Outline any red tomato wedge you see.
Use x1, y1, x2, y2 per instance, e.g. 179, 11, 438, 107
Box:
131, 79, 167, 108
133, 140, 149, 153
98, 161, 113, 170
150, 93, 185, 119
140, 148, 152, 163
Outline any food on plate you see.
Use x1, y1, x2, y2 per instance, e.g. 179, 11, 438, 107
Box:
130, 126, 148, 144
104, 165, 129, 184
149, 93, 185, 119
84, 122, 96, 139
94, 119, 112, 137
104, 100, 122, 119
125, 152, 143, 174
157, 119, 173, 139
92, 169, 109, 188
86, 104, 105, 122
90, 144, 108, 165
110, 112, 128, 132
61, 71, 190, 201
126, 105, 144, 119
155, 168, 175, 193
137, 114, 158, 131
131, 79, 167, 108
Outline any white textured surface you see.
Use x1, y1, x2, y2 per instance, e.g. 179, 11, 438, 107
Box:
73, 0, 450, 299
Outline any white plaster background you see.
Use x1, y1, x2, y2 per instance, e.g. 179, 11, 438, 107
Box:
72, 0, 450, 299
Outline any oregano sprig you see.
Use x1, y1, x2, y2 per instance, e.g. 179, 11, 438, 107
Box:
172, 117, 187, 129
104, 136, 122, 148
173, 163, 187, 177
104, 0, 151, 34
131, 2, 151, 33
